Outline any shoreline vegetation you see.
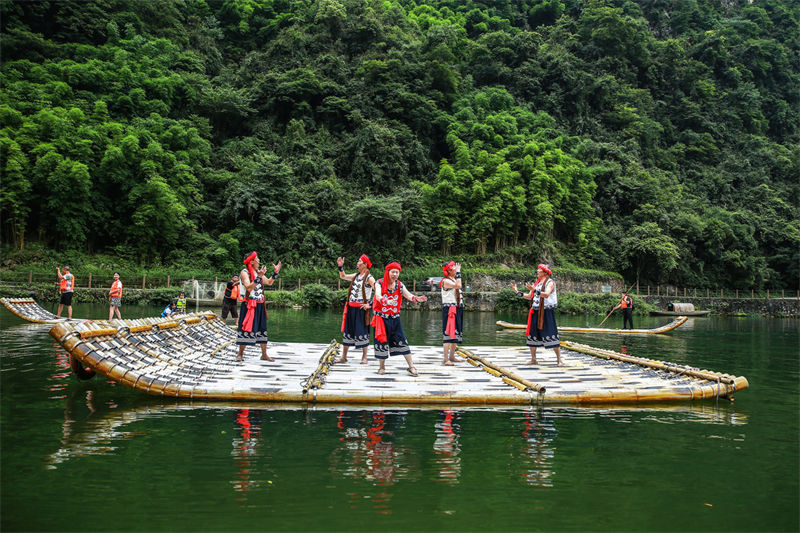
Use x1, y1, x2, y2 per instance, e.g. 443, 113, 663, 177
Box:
3, 277, 796, 317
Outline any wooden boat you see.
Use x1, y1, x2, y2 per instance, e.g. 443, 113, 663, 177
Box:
49, 313, 748, 405
650, 310, 710, 317
1, 297, 90, 324
495, 316, 688, 335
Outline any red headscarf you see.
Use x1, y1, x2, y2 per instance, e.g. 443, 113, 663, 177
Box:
382, 262, 401, 292
537, 263, 552, 276
442, 261, 456, 276
243, 251, 258, 281
359, 254, 373, 269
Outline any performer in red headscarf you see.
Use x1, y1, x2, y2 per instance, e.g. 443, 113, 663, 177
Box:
371, 261, 428, 376
511, 264, 562, 366
236, 251, 281, 362
335, 254, 375, 364
440, 261, 464, 366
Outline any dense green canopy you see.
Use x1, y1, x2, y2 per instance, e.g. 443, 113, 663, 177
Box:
1, 0, 797, 288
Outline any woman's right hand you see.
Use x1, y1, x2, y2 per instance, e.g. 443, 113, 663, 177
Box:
510, 282, 518, 292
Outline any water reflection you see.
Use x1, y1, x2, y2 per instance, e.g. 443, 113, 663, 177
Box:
520, 409, 556, 487
231, 408, 264, 496
433, 410, 461, 485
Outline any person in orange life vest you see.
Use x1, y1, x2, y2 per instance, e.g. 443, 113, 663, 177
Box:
56, 265, 75, 319
612, 291, 634, 329
440, 261, 463, 366
222, 274, 240, 320
236, 252, 281, 362
510, 264, 562, 366
335, 254, 375, 365
108, 272, 123, 321
371, 261, 428, 376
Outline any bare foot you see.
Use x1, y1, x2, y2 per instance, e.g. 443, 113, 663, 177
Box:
448, 357, 458, 362
360, 358, 368, 365
236, 357, 243, 362
527, 360, 538, 365
260, 355, 274, 362
443, 360, 454, 366
407, 366, 419, 377
377, 368, 385, 375
334, 357, 347, 364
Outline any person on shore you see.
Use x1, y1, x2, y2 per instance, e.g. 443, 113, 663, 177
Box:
440, 261, 463, 365
236, 252, 281, 362
222, 274, 240, 320
175, 292, 187, 314
56, 265, 75, 319
371, 261, 428, 376
161, 300, 177, 317
108, 272, 123, 320
611, 291, 634, 329
336, 255, 375, 364
511, 264, 562, 366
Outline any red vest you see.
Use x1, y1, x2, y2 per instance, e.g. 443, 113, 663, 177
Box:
110, 280, 123, 297
374, 280, 403, 315
60, 275, 74, 292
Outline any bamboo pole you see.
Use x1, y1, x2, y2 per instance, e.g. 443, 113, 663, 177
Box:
88, 273, 92, 288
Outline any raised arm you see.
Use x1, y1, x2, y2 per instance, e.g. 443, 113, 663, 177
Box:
263, 260, 281, 286
401, 283, 428, 303
336, 257, 356, 281
510, 282, 534, 300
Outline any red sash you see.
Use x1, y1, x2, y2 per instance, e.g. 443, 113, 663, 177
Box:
526, 308, 536, 336
242, 299, 264, 332
445, 306, 458, 339
340, 301, 351, 332
371, 314, 387, 343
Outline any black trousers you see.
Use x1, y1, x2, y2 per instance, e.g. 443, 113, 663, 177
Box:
623, 308, 634, 329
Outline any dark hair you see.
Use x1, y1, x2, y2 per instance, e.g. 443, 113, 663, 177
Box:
63, 265, 70, 270
113, 271, 120, 276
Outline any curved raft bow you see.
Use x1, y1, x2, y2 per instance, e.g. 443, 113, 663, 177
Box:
496, 316, 689, 335
50, 314, 748, 405
1, 297, 92, 324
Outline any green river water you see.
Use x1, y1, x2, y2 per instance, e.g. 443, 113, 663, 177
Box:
1, 303, 797, 532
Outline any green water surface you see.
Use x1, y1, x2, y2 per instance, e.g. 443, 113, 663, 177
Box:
1, 304, 797, 531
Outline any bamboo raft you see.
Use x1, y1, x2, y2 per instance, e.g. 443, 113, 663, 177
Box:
49, 313, 748, 405
1, 297, 88, 324
495, 316, 689, 335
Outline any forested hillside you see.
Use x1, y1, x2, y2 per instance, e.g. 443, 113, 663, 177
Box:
1, 0, 798, 288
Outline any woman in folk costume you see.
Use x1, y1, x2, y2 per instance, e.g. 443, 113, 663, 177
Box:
511, 264, 562, 366
371, 261, 428, 376
236, 251, 281, 362
335, 254, 375, 364
440, 261, 463, 366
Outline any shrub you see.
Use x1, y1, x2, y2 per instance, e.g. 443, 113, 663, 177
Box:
495, 288, 529, 312
293, 284, 333, 309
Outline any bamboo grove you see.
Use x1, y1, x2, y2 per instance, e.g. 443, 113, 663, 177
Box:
1, 0, 798, 289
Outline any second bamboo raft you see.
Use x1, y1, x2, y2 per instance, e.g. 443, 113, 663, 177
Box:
496, 316, 689, 335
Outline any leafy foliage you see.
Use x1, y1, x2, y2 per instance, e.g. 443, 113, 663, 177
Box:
1, 0, 797, 289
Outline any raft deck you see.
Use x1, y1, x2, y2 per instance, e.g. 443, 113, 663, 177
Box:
496, 316, 689, 335
49, 313, 748, 405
